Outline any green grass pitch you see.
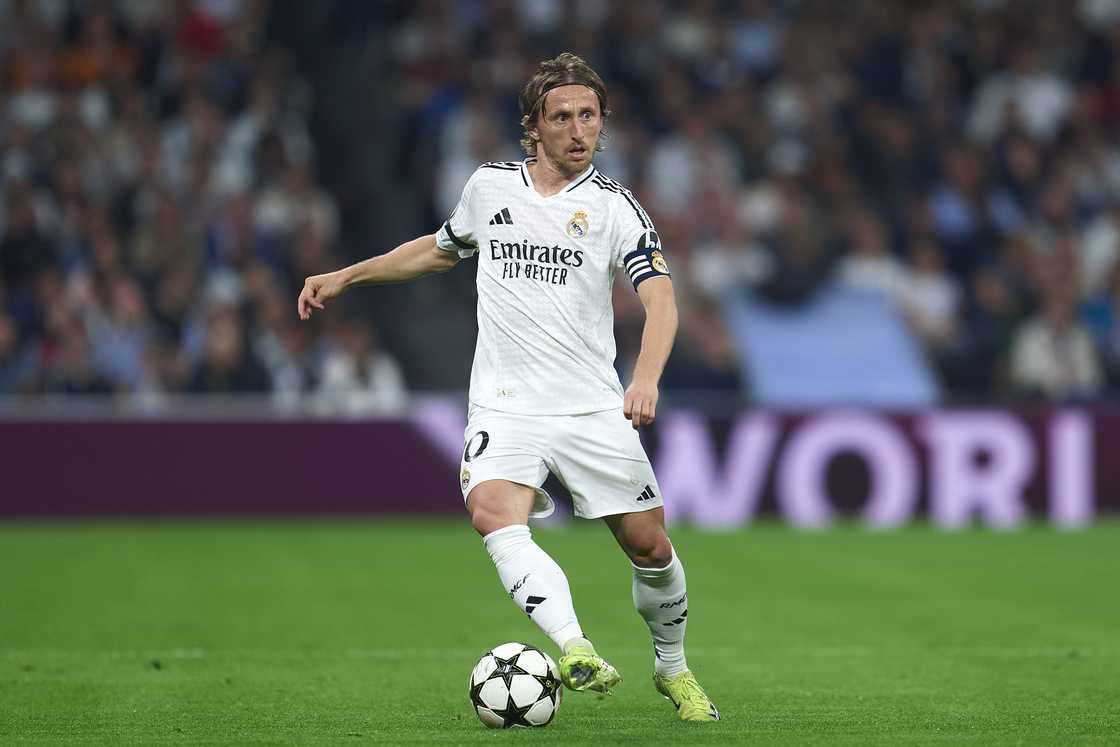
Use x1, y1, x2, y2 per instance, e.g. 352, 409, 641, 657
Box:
1, 520, 1118, 745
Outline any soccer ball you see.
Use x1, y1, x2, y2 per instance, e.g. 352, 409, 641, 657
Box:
468, 642, 562, 728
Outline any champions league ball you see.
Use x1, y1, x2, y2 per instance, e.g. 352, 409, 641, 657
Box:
468, 642, 562, 728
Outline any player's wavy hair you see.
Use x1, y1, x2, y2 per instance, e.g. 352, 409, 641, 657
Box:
519, 52, 610, 156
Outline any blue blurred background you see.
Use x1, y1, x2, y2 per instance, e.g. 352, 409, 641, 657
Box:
5, 0, 1120, 408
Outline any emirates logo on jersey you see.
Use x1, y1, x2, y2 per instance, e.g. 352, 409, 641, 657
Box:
566, 211, 589, 239
489, 238, 584, 286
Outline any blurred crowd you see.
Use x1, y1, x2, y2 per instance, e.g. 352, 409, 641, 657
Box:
0, 0, 407, 409
404, 0, 1120, 402
7, 1, 1120, 406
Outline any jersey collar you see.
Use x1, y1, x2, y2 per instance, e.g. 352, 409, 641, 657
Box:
521, 158, 597, 197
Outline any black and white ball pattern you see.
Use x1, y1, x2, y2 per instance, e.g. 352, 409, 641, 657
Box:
468, 642, 562, 728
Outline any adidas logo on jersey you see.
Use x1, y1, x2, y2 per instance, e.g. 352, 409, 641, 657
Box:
489, 208, 514, 225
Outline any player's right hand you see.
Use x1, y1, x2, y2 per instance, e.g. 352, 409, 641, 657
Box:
297, 272, 345, 320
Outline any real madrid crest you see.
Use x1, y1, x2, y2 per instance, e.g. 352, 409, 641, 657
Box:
651, 249, 669, 274
566, 210, 589, 239
461, 468, 471, 491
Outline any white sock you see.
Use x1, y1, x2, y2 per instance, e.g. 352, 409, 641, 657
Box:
483, 524, 584, 650
632, 550, 689, 677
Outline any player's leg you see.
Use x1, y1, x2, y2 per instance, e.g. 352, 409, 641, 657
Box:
545, 407, 693, 683
468, 479, 619, 693
461, 408, 620, 693
604, 507, 719, 721
603, 507, 686, 676
468, 479, 585, 650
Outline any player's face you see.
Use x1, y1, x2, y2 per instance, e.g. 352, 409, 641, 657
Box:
532, 85, 602, 175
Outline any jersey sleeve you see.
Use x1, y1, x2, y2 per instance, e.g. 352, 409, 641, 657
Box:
436, 170, 481, 258
614, 193, 671, 290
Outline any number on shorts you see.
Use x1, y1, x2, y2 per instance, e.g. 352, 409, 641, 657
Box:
463, 431, 490, 463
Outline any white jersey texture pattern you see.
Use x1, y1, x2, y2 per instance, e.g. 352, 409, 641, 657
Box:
436, 159, 669, 415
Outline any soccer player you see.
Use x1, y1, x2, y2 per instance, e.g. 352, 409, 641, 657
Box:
297, 53, 719, 722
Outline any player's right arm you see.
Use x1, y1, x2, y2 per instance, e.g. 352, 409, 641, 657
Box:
298, 168, 483, 320
297, 234, 458, 320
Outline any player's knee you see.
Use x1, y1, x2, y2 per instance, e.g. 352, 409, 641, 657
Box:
469, 506, 507, 536
628, 535, 673, 569
467, 488, 510, 536
467, 499, 498, 535
466, 480, 535, 536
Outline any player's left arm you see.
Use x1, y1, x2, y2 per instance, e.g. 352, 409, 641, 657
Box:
624, 276, 678, 429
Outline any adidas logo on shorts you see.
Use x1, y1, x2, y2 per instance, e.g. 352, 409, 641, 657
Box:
636, 484, 656, 502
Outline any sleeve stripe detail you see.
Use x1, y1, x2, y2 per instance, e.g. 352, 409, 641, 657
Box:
624, 192, 652, 229
626, 257, 651, 274
592, 176, 650, 229
442, 221, 476, 250
594, 174, 652, 227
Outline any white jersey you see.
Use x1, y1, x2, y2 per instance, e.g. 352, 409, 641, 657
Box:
436, 158, 671, 415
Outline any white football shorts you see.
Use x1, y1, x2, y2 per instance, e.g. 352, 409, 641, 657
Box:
458, 404, 664, 519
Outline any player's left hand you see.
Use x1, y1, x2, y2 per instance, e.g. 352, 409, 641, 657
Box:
623, 378, 659, 429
